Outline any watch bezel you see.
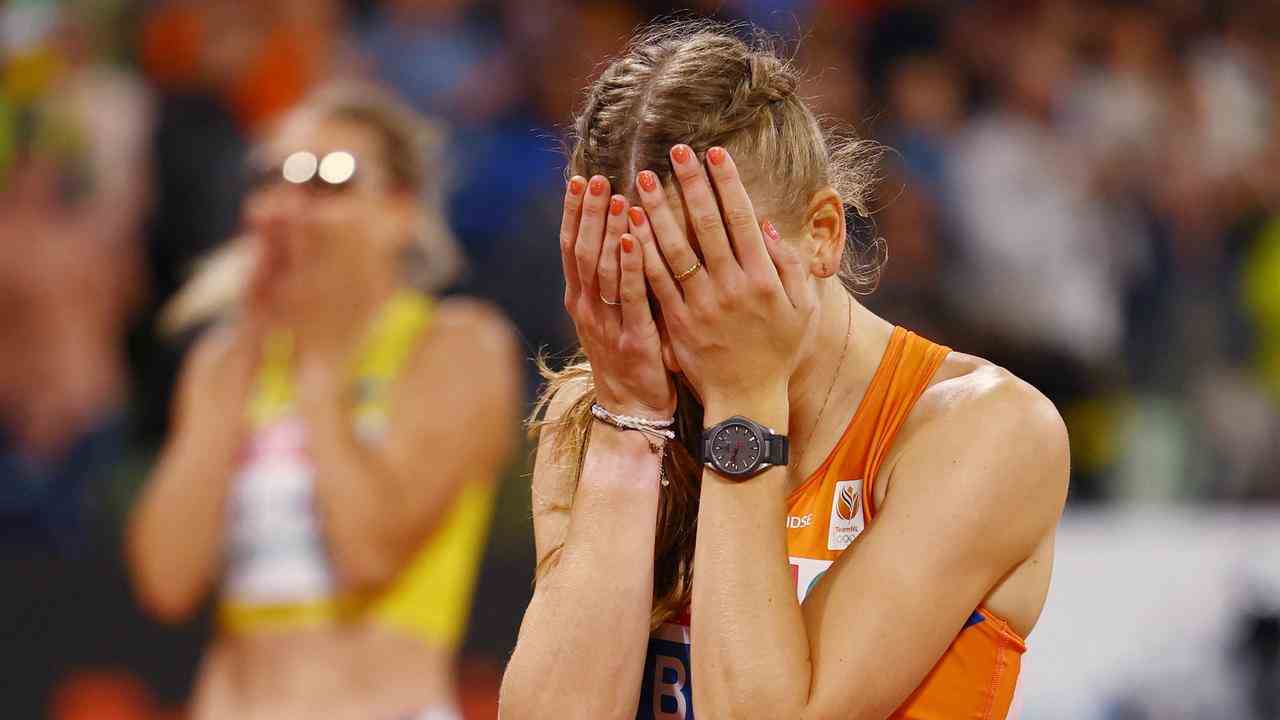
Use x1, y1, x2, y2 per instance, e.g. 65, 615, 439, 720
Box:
706, 416, 769, 478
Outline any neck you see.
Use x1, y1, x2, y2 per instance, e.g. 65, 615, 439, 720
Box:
287, 273, 401, 363
784, 280, 895, 489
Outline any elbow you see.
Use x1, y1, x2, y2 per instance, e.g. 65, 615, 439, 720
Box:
125, 532, 202, 624
136, 584, 202, 624
129, 564, 203, 624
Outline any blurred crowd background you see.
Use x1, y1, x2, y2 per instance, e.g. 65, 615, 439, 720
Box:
2, 0, 1278, 718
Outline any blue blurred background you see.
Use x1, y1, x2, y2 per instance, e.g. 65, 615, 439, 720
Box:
1, 0, 1278, 717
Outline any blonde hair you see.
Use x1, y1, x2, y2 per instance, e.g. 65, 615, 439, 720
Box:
534, 20, 883, 628
160, 82, 464, 333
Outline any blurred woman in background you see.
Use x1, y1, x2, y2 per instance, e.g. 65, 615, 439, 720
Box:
126, 84, 520, 720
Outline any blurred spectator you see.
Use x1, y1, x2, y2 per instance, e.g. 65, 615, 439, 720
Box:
444, 0, 646, 365
0, 0, 151, 550
127, 83, 518, 720
142, 0, 343, 132
946, 27, 1135, 385
356, 0, 517, 124
134, 0, 346, 444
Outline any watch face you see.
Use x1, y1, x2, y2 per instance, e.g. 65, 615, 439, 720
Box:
710, 422, 763, 475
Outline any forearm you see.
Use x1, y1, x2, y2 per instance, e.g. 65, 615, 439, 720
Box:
127, 429, 239, 621
501, 427, 661, 720
305, 408, 417, 589
691, 396, 812, 718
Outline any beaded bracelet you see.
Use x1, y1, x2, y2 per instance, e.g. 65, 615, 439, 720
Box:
590, 403, 673, 487
590, 403, 675, 439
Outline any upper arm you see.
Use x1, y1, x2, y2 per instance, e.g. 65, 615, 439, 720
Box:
381, 298, 522, 522
801, 371, 1068, 718
529, 376, 592, 577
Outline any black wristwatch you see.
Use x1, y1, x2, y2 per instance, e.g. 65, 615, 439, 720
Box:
701, 415, 789, 480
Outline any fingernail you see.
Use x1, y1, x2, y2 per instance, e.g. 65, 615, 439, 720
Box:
628, 207, 646, 226
610, 196, 625, 216
763, 220, 780, 242
589, 177, 606, 196
568, 178, 583, 195
621, 235, 635, 253
671, 145, 691, 164
637, 171, 658, 193
707, 147, 725, 166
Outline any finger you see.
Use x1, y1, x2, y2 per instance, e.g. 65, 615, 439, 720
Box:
574, 175, 611, 293
634, 169, 711, 298
705, 147, 777, 282
618, 233, 656, 332
667, 144, 737, 275
559, 177, 586, 300
628, 206, 685, 314
763, 220, 811, 309
597, 195, 627, 304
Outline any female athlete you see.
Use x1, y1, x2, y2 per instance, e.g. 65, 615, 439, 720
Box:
127, 85, 521, 720
501, 23, 1068, 720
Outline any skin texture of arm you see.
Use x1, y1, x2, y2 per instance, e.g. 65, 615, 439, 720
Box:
694, 373, 1068, 720
498, 383, 663, 720
126, 325, 257, 622
502, 169, 679, 719
626, 144, 1070, 719
305, 298, 521, 591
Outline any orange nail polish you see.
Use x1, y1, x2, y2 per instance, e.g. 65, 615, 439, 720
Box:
707, 147, 725, 166
638, 171, 657, 193
589, 177, 606, 196
610, 196, 625, 216
568, 178, 583, 195
671, 145, 690, 164
628, 207, 645, 225
621, 235, 635, 253
763, 220, 780, 242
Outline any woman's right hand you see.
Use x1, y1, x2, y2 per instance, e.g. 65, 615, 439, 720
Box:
560, 175, 676, 420
176, 319, 262, 446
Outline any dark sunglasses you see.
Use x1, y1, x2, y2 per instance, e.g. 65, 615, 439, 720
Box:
247, 151, 360, 194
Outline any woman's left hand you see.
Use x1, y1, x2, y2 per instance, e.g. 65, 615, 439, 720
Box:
294, 347, 354, 436
626, 145, 818, 413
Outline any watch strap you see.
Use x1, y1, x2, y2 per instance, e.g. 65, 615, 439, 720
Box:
765, 434, 789, 467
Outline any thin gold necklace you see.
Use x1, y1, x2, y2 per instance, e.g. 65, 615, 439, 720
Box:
800, 297, 853, 472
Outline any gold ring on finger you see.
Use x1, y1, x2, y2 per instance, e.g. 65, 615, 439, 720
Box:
674, 258, 703, 282
599, 292, 622, 306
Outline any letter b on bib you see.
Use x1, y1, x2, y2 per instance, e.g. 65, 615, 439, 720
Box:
639, 636, 694, 719
653, 654, 687, 718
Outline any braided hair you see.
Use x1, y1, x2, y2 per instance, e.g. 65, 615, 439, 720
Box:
539, 20, 882, 627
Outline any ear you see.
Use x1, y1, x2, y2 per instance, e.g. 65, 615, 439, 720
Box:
804, 187, 846, 279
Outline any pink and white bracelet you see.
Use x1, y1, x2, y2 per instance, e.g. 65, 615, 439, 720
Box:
590, 402, 674, 486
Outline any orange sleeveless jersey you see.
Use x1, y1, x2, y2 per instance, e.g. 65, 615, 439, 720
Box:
637, 328, 1027, 720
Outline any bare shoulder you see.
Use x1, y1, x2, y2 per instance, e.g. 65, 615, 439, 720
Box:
402, 296, 521, 390
429, 296, 521, 359
917, 351, 1065, 448
893, 351, 1070, 513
